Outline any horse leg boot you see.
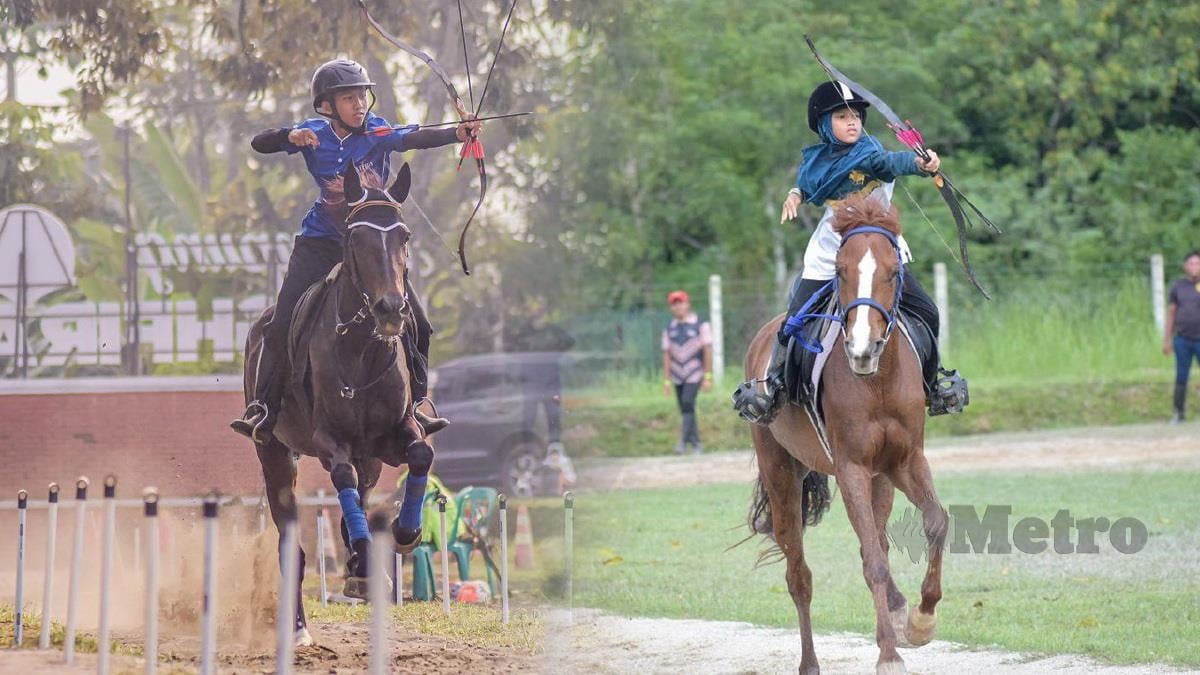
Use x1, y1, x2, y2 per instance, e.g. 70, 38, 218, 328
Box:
405, 279, 449, 435
391, 439, 434, 554
330, 461, 375, 599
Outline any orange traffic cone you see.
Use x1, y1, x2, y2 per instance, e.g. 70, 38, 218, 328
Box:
514, 504, 535, 569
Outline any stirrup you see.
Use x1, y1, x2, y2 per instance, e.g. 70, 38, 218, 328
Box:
230, 400, 269, 441
412, 398, 449, 435
732, 377, 782, 426
928, 368, 969, 416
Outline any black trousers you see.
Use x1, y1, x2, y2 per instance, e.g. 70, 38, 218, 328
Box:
674, 381, 701, 444
779, 264, 940, 345
254, 235, 434, 406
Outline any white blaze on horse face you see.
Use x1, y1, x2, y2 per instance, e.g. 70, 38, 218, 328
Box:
848, 248, 877, 358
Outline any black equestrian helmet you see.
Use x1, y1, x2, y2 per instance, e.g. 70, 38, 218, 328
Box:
807, 80, 870, 132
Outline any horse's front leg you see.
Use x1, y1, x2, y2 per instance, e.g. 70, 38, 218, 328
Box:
391, 417, 434, 554
892, 452, 948, 647
871, 474, 910, 642
256, 439, 312, 646
837, 460, 906, 675
317, 429, 374, 599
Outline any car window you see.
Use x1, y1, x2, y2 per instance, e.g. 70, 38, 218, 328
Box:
468, 368, 519, 400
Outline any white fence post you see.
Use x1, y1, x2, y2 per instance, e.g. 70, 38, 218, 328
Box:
933, 262, 950, 355
708, 274, 725, 382
1151, 254, 1165, 338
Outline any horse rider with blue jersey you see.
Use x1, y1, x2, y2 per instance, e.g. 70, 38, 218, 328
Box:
231, 58, 481, 444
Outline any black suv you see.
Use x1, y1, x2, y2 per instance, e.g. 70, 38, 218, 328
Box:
426, 352, 564, 496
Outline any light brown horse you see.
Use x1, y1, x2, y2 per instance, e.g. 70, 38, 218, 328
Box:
743, 196, 948, 675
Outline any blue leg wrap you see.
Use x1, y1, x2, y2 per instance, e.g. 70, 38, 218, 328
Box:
338, 487, 371, 544
398, 475, 428, 531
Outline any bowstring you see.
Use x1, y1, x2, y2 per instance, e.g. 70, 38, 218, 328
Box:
456, 0, 475, 110
473, 0, 519, 119
407, 194, 460, 261
901, 182, 963, 267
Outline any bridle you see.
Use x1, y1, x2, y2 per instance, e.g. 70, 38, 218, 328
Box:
837, 225, 904, 342
782, 224, 904, 353
332, 197, 414, 400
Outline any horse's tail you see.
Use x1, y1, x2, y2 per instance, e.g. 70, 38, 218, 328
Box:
747, 461, 832, 538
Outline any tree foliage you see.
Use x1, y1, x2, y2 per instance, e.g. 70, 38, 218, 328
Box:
5, 0, 1199, 354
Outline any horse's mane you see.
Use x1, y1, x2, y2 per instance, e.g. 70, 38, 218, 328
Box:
320, 165, 386, 224
830, 194, 902, 236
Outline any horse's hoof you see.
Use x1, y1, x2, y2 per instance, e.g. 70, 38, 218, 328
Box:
890, 601, 912, 647
343, 575, 369, 600
392, 521, 422, 555
905, 607, 937, 647
294, 627, 314, 648
876, 660, 907, 675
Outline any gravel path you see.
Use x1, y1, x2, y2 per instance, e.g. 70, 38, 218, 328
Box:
546, 609, 1196, 675
574, 422, 1200, 491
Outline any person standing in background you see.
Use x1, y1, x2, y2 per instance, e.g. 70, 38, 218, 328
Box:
1163, 250, 1200, 423
508, 301, 577, 488
662, 290, 713, 454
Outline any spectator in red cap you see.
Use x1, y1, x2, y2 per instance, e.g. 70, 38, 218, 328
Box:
662, 290, 713, 454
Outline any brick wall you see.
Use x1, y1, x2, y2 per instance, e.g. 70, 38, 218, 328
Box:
0, 378, 404, 499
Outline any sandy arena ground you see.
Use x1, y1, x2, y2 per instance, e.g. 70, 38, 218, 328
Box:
2, 422, 1196, 673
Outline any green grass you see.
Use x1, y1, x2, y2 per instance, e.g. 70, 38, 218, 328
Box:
563, 375, 1179, 458
571, 470, 1200, 667
557, 271, 1180, 458
0, 604, 141, 655
946, 272, 1166, 385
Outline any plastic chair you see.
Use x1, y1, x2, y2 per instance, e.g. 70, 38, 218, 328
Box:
411, 487, 499, 600
451, 486, 499, 593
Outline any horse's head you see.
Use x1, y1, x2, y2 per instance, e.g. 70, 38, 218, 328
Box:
831, 196, 904, 376
339, 161, 414, 338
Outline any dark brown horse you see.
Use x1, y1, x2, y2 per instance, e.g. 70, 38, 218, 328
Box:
243, 161, 433, 646
743, 196, 948, 675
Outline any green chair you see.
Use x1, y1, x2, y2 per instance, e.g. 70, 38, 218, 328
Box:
410, 486, 500, 600
451, 486, 500, 594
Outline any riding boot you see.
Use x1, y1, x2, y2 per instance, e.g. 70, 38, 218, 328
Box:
231, 344, 286, 443
926, 355, 970, 416
405, 286, 449, 436
732, 276, 825, 426
1171, 383, 1186, 423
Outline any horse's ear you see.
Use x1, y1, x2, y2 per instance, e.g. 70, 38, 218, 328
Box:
388, 163, 411, 204
343, 161, 365, 205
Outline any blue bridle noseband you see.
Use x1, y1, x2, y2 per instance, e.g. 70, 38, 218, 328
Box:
782, 224, 905, 353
